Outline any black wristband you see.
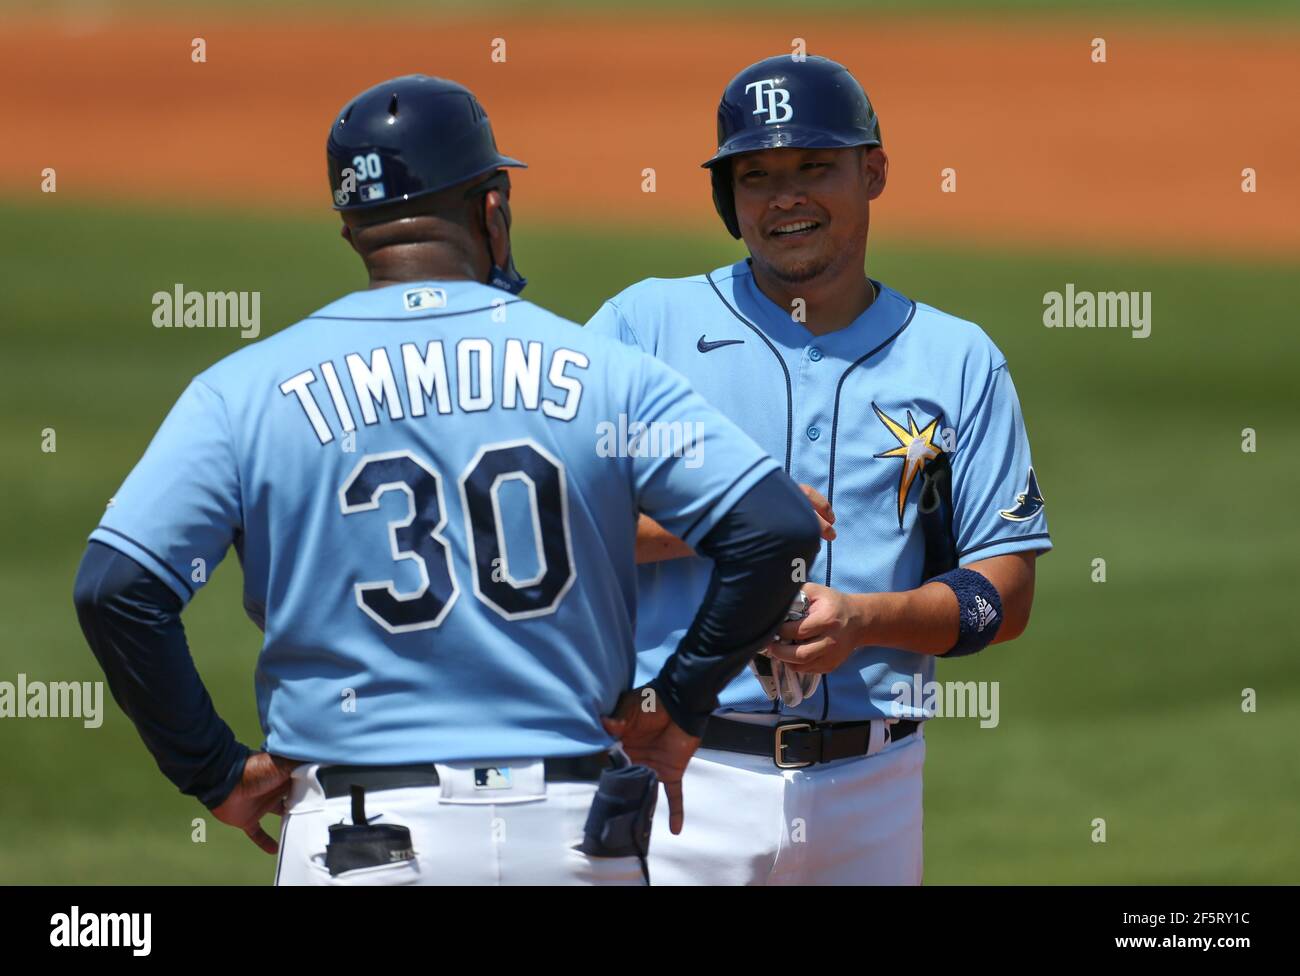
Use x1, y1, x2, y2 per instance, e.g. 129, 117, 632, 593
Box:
931, 567, 1003, 657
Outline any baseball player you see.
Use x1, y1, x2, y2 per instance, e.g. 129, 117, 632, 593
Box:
589, 55, 1052, 884
71, 74, 820, 885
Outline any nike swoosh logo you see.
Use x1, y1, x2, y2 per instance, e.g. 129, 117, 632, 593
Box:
697, 335, 745, 353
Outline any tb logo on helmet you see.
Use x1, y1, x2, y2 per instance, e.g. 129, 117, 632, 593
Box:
744, 79, 794, 125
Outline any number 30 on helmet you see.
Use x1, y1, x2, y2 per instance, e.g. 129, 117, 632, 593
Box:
326, 74, 526, 212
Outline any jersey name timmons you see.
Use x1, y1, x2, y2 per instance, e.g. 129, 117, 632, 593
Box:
280, 338, 589, 445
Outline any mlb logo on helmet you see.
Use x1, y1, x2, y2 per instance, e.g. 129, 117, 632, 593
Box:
359, 183, 386, 202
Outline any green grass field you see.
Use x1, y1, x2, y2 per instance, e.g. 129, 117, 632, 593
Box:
1, 198, 1296, 883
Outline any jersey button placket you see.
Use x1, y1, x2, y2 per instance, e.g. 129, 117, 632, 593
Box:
791, 344, 830, 514
803, 347, 824, 443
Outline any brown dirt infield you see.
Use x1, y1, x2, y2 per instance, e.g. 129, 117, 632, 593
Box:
3, 12, 1298, 257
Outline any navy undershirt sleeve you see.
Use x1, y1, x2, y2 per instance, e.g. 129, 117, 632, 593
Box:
72, 541, 250, 808
652, 471, 822, 736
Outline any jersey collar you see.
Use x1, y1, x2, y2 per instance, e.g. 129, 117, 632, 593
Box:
312, 279, 516, 321
727, 259, 911, 356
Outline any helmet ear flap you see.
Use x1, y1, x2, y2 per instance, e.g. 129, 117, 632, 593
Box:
710, 166, 741, 239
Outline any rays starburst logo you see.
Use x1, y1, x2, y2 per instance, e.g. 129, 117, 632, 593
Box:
872, 402, 945, 527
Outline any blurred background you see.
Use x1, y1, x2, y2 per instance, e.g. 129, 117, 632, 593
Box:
1, 0, 1297, 883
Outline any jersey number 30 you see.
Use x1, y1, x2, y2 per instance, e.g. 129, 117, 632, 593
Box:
338, 441, 575, 633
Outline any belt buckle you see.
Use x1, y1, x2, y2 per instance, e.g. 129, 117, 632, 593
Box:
774, 721, 814, 769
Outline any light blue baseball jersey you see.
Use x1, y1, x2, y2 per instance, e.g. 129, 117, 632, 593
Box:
90, 280, 780, 763
586, 260, 1052, 721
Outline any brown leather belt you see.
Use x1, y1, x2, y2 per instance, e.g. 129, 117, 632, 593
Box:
702, 716, 920, 769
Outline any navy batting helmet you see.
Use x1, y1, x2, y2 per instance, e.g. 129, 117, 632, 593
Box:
327, 74, 525, 211
702, 55, 882, 239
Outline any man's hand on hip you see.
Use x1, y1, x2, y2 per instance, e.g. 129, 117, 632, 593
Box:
602, 691, 701, 836
211, 752, 300, 855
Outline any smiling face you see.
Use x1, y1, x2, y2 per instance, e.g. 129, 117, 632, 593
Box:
731, 145, 887, 284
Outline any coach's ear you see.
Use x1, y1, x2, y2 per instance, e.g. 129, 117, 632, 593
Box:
340, 223, 355, 248
483, 188, 512, 270
862, 147, 888, 201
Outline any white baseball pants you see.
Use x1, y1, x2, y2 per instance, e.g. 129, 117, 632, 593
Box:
647, 717, 926, 885
274, 759, 646, 886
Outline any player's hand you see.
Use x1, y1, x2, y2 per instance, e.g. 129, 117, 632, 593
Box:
799, 484, 837, 541
602, 690, 701, 835
766, 582, 869, 674
210, 752, 299, 855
